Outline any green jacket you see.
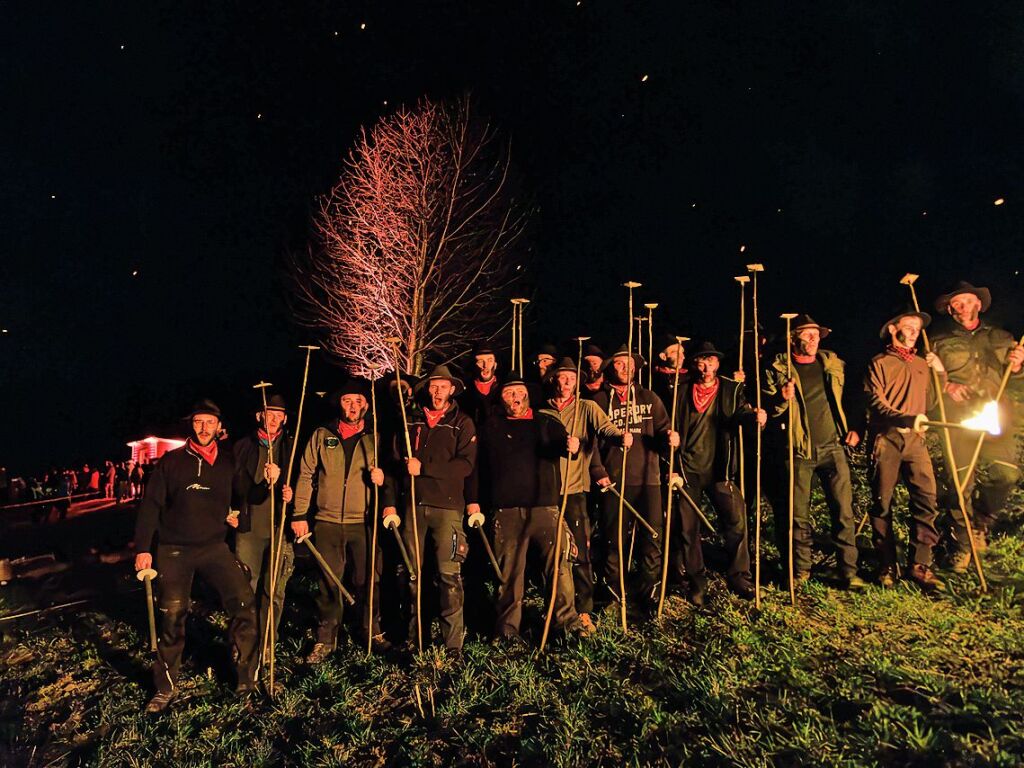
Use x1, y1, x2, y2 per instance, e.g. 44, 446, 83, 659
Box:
762, 350, 850, 460
931, 320, 1023, 420
293, 423, 378, 525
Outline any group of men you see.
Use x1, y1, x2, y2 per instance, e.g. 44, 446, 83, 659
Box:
133, 279, 1023, 711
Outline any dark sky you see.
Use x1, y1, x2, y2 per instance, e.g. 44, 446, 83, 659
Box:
3, 1, 1024, 473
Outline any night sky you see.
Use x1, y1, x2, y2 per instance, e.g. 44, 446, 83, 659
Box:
4, 1, 1024, 473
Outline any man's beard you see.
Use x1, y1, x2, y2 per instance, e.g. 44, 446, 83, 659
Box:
583, 367, 602, 385
953, 308, 979, 327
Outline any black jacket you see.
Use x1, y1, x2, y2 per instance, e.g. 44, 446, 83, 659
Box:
390, 401, 477, 511
672, 376, 757, 482
134, 441, 235, 552
477, 410, 567, 508
232, 432, 294, 534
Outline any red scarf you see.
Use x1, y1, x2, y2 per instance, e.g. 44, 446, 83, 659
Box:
336, 419, 365, 440
886, 344, 917, 363
552, 395, 575, 412
474, 378, 497, 396
611, 383, 630, 404
256, 428, 281, 448
509, 408, 534, 420
424, 406, 448, 428
655, 366, 686, 376
187, 438, 218, 465
692, 379, 719, 413
793, 353, 816, 365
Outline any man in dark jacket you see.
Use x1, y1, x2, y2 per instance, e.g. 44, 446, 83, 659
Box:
930, 281, 1024, 570
479, 375, 592, 641
761, 316, 865, 589
384, 365, 477, 654
232, 394, 295, 663
460, 342, 502, 427
134, 400, 257, 713
292, 379, 387, 661
591, 345, 679, 610
672, 343, 766, 602
864, 309, 947, 592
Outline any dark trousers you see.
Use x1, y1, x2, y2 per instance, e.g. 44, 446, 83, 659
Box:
152, 541, 257, 694
564, 492, 595, 614
869, 430, 940, 567
938, 426, 1020, 543
677, 471, 750, 578
771, 445, 858, 577
312, 521, 381, 642
598, 484, 662, 601
402, 504, 466, 650
493, 506, 577, 637
234, 531, 294, 653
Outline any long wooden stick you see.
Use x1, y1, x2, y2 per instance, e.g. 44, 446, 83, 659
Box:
657, 335, 687, 619
747, 264, 764, 609
387, 338, 422, 651
540, 337, 588, 651
902, 274, 986, 591
252, 381, 277, 691
367, 365, 381, 656
618, 282, 642, 632
735, 276, 750, 496
645, 304, 658, 391
781, 313, 798, 606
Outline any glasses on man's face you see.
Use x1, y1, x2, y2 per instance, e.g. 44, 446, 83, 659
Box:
192, 418, 219, 429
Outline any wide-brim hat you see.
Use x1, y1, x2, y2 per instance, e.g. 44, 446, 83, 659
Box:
544, 356, 579, 381
689, 341, 726, 360
184, 398, 223, 420
934, 281, 992, 313
654, 334, 686, 356
533, 342, 559, 361
600, 344, 646, 372
413, 365, 465, 396
471, 341, 499, 358
790, 314, 831, 339
879, 308, 931, 339
253, 393, 289, 414
384, 369, 419, 393
581, 343, 605, 360
329, 378, 370, 406
501, 373, 529, 391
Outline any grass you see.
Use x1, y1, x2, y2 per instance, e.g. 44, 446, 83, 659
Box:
3, 459, 1024, 766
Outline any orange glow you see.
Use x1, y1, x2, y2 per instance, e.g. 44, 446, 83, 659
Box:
961, 401, 1001, 435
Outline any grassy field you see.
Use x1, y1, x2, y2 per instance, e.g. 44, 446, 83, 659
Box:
3, 466, 1024, 766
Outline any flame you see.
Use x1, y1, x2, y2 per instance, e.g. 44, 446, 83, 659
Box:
961, 400, 1001, 435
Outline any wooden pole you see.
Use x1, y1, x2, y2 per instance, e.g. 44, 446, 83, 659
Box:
734, 276, 750, 496
780, 314, 798, 606
746, 264, 764, 609
645, 304, 658, 391
618, 282, 642, 632
367, 364, 382, 656
657, 335, 689, 619
252, 381, 278, 691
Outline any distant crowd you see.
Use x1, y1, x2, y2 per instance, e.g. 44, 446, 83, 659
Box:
0, 461, 152, 520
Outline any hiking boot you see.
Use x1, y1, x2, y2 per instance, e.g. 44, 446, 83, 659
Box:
688, 578, 707, 608
575, 612, 598, 636
842, 574, 869, 591
877, 566, 897, 588
727, 574, 755, 601
908, 563, 946, 594
144, 691, 175, 714
950, 548, 971, 574
973, 529, 988, 554
305, 642, 335, 665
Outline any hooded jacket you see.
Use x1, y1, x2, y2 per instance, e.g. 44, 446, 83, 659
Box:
134, 441, 235, 552
232, 431, 294, 534
590, 384, 671, 486
293, 421, 382, 525
762, 350, 850, 460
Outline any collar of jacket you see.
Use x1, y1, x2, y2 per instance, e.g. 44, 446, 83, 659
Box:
322, 419, 376, 440
947, 319, 991, 337
770, 349, 842, 375
411, 400, 463, 425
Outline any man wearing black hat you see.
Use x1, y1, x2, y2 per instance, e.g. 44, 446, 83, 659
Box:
930, 281, 1024, 570
384, 364, 477, 654
864, 310, 947, 591
461, 343, 502, 426
134, 400, 257, 713
532, 343, 559, 382
580, 343, 606, 399
762, 316, 865, 589
232, 394, 295, 660
292, 380, 388, 661
478, 375, 592, 641
672, 343, 766, 602
591, 345, 678, 610
651, 335, 687, 408
546, 357, 630, 623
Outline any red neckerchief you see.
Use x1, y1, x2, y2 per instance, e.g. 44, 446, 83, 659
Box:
585, 380, 602, 392
423, 406, 448, 428
552, 395, 575, 412
256, 428, 281, 447
886, 344, 917, 363
692, 379, 720, 413
793, 353, 816, 365
474, 378, 497, 396
655, 366, 686, 376
509, 408, 534, 420
188, 438, 218, 465
336, 419, 365, 440
611, 383, 630, 404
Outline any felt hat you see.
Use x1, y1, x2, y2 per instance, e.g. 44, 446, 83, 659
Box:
933, 281, 991, 313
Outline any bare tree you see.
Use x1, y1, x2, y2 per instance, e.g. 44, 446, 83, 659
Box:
291, 95, 530, 377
